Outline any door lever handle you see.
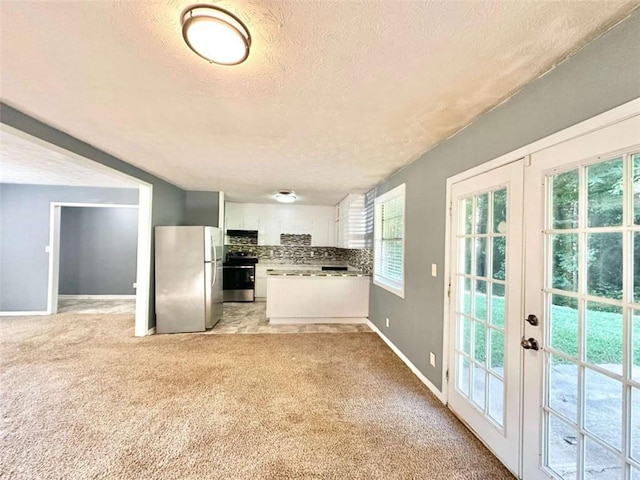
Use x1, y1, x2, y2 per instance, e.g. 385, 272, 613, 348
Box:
520, 337, 539, 351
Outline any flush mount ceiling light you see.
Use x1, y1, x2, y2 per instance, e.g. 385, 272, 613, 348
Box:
275, 190, 297, 203
181, 5, 251, 65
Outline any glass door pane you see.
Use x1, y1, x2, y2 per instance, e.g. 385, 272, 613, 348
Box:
454, 188, 508, 427
448, 160, 524, 475
541, 151, 640, 480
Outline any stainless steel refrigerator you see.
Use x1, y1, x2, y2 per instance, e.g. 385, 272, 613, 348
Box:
155, 226, 223, 333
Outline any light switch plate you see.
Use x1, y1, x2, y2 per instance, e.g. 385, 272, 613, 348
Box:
431, 264, 437, 277
430, 352, 436, 367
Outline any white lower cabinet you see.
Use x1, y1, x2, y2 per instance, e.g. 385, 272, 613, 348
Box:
255, 278, 267, 299
255, 265, 268, 299
255, 264, 322, 299
266, 275, 370, 323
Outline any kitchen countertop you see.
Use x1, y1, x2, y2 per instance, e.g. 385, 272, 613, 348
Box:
258, 260, 348, 266
266, 269, 370, 277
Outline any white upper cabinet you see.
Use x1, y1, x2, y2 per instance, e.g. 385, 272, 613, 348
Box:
335, 194, 366, 249
225, 202, 244, 230
225, 202, 336, 246
280, 218, 313, 235
225, 198, 365, 248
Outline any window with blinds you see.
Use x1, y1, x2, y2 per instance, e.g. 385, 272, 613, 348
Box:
373, 184, 405, 298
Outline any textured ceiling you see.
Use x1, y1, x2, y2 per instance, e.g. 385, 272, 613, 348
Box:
0, 1, 637, 205
0, 129, 138, 188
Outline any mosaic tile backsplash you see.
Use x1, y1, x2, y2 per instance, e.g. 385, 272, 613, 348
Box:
280, 234, 311, 246
225, 245, 372, 274
228, 235, 258, 245
343, 248, 373, 274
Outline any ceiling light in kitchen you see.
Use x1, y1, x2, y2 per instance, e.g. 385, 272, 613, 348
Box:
275, 190, 297, 203
181, 5, 251, 65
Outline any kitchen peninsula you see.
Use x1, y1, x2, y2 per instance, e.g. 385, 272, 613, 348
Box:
266, 269, 370, 324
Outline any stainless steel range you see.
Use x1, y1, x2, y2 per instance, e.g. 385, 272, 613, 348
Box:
223, 252, 258, 302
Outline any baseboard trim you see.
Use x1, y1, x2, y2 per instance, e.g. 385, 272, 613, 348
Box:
269, 317, 367, 325
146, 327, 156, 336
58, 295, 136, 300
366, 320, 446, 404
0, 311, 49, 317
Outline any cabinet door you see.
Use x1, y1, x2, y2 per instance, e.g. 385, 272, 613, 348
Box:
312, 220, 332, 246
226, 217, 243, 229
255, 278, 267, 298
255, 265, 269, 278
280, 219, 296, 235
295, 219, 313, 234
225, 203, 244, 230
264, 219, 281, 245
242, 216, 260, 230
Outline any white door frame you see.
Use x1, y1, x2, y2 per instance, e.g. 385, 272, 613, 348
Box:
443, 97, 640, 406
47, 202, 139, 314
46, 201, 152, 337
46, 190, 153, 338
443, 98, 640, 473
0, 123, 154, 337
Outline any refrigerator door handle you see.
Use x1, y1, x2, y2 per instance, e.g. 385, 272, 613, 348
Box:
211, 232, 217, 287
212, 233, 217, 264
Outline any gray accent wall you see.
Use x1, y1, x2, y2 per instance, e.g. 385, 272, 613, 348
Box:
59, 207, 138, 295
368, 12, 640, 392
0, 103, 186, 329
184, 191, 220, 226
0, 184, 138, 311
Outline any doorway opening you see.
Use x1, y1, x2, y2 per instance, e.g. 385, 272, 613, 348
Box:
0, 124, 153, 337
51, 204, 139, 316
45, 189, 153, 337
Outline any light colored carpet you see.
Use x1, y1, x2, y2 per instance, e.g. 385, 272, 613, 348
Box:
0, 313, 513, 480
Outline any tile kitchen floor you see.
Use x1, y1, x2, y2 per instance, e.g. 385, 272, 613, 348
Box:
57, 297, 136, 314
208, 302, 372, 334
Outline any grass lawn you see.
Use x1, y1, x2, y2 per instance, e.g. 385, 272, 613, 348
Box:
461, 293, 640, 367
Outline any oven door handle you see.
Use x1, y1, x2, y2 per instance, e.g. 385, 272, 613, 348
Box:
223, 265, 255, 269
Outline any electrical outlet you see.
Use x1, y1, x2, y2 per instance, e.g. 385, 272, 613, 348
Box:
431, 263, 437, 277
45, 245, 51, 253
133, 283, 137, 289
430, 352, 436, 367
385, 317, 390, 328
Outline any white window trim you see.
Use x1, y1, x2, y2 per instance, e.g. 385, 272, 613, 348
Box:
373, 183, 406, 298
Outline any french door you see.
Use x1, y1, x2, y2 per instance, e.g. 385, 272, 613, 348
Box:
523, 116, 640, 479
448, 160, 525, 475
448, 113, 640, 479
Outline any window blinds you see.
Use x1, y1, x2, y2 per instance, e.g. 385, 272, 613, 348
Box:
374, 184, 405, 297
